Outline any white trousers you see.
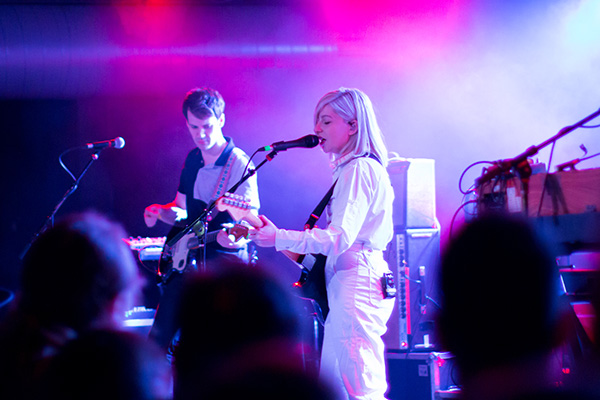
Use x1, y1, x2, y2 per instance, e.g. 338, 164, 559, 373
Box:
320, 244, 395, 400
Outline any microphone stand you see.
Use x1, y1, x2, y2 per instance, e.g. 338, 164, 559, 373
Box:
20, 149, 105, 260
227, 149, 278, 194
166, 149, 279, 274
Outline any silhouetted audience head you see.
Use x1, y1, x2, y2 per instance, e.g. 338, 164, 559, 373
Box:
0, 287, 14, 322
437, 214, 561, 377
0, 211, 144, 399
172, 260, 335, 399
198, 358, 339, 400
19, 211, 142, 330
39, 329, 171, 400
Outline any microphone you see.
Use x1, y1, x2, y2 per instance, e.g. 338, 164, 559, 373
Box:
85, 137, 126, 150
258, 134, 320, 152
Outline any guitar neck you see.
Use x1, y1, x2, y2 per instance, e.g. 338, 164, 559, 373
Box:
165, 228, 223, 252
215, 194, 303, 264
205, 230, 219, 243
167, 219, 203, 247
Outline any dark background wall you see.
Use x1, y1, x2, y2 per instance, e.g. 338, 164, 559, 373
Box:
1, 0, 599, 299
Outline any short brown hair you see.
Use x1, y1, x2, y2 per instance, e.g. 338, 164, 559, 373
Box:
182, 87, 225, 120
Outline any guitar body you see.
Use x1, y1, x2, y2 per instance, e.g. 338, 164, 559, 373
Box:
295, 254, 329, 324
158, 222, 249, 285
158, 229, 199, 284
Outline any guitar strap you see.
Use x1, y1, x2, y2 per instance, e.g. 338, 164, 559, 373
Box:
302, 153, 379, 230
295, 179, 337, 267
299, 153, 380, 258
211, 150, 237, 199
207, 149, 238, 221
304, 180, 337, 230
295, 180, 337, 322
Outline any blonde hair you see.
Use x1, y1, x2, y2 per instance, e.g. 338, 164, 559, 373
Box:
314, 88, 388, 167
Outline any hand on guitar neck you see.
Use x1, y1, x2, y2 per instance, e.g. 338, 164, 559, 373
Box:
215, 193, 303, 264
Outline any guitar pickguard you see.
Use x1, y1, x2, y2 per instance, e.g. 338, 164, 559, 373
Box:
157, 222, 249, 285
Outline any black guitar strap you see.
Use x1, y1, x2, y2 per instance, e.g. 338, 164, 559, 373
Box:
294, 180, 337, 323
302, 153, 380, 230
304, 180, 337, 230
294, 180, 337, 265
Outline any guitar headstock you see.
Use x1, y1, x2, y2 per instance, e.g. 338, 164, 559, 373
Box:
215, 193, 262, 228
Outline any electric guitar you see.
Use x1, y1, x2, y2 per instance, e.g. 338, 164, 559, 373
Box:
157, 223, 249, 285
216, 193, 329, 322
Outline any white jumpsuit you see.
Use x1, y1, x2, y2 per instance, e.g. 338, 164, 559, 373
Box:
275, 154, 396, 400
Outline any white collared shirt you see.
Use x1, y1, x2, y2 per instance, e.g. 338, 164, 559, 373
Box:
275, 154, 394, 256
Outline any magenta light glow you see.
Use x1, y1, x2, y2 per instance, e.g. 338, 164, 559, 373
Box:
317, 0, 474, 70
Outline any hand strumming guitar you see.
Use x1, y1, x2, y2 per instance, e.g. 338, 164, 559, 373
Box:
144, 192, 188, 228
144, 204, 187, 227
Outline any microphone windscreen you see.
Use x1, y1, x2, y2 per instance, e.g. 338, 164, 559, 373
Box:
114, 137, 126, 149
304, 134, 320, 148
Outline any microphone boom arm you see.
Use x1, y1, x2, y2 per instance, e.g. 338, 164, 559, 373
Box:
20, 149, 105, 259
476, 107, 600, 186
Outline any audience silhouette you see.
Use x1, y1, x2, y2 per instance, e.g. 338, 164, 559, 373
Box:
171, 260, 338, 400
39, 328, 171, 400
0, 211, 145, 399
437, 214, 598, 400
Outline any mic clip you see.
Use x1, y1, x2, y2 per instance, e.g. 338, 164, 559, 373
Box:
556, 159, 580, 172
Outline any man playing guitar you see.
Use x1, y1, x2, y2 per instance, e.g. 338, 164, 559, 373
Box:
143, 87, 259, 350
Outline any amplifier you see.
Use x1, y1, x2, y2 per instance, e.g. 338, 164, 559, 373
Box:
388, 157, 438, 230
386, 351, 460, 400
383, 229, 441, 351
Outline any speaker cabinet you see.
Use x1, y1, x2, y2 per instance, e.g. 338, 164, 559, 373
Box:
385, 156, 440, 351
383, 228, 441, 351
386, 352, 460, 400
388, 157, 437, 230
386, 352, 432, 400
388, 159, 410, 230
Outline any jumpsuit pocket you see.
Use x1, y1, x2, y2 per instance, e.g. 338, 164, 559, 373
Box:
363, 250, 386, 307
